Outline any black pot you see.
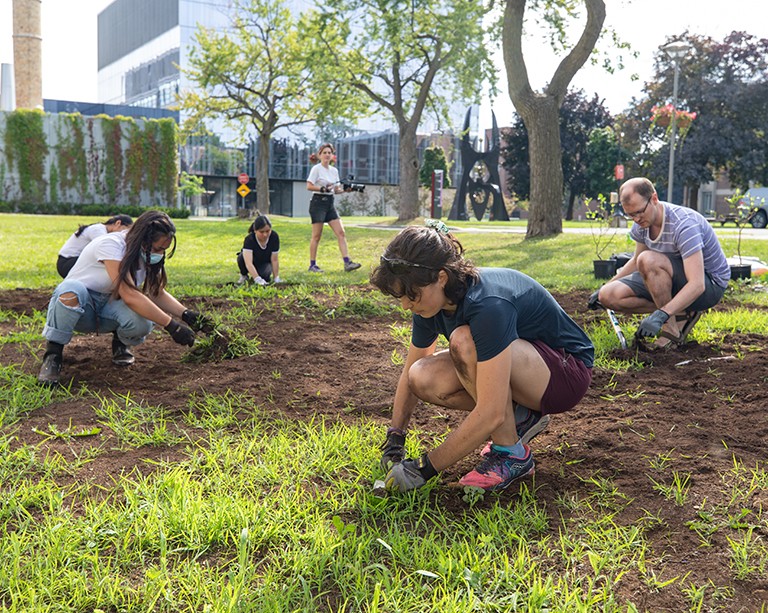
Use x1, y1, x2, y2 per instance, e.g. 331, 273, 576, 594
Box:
730, 264, 752, 281
593, 259, 617, 279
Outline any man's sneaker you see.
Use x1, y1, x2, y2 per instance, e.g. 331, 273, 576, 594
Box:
459, 445, 535, 491
112, 338, 135, 366
344, 260, 362, 272
308, 264, 324, 273
480, 410, 551, 456
236, 274, 249, 285
38, 353, 62, 386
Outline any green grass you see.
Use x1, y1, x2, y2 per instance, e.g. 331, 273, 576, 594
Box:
1, 213, 768, 611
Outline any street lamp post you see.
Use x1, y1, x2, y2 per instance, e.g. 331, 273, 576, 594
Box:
662, 41, 692, 203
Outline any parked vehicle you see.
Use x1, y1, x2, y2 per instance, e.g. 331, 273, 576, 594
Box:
740, 187, 768, 228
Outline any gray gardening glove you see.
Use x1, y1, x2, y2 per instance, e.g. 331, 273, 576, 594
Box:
385, 454, 437, 492
380, 427, 406, 471
636, 309, 670, 337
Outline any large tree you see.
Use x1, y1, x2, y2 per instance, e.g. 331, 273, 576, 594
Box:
316, 0, 495, 220
501, 89, 613, 218
502, 0, 606, 237
178, 0, 364, 214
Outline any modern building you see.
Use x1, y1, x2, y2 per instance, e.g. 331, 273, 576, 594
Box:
95, 0, 471, 217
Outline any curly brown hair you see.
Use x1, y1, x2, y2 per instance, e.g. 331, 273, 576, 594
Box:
370, 226, 479, 303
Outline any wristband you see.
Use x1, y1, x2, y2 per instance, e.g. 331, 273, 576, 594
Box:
415, 453, 438, 480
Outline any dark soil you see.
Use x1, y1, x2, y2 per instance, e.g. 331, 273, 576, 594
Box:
1, 287, 767, 612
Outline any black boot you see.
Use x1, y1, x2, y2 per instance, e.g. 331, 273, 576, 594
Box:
112, 332, 135, 366
38, 342, 63, 386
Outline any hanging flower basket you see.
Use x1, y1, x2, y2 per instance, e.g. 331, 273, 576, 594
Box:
650, 104, 697, 139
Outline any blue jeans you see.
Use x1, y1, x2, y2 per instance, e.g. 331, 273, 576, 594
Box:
42, 280, 154, 347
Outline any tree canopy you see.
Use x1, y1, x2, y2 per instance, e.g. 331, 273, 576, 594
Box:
177, 0, 364, 214
315, 0, 495, 220
622, 31, 768, 206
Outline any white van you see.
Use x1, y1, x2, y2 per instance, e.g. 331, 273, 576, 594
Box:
741, 188, 768, 228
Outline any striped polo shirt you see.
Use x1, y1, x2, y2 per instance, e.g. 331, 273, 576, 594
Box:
629, 201, 730, 288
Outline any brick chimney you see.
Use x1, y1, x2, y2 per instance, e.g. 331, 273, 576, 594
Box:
12, 0, 43, 109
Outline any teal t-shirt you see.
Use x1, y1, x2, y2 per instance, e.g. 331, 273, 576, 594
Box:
411, 268, 594, 367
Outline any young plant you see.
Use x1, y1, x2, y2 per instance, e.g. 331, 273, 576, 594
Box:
586, 193, 618, 261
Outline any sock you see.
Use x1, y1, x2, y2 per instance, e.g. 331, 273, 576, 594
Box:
44, 341, 64, 358
343, 256, 351, 264
490, 441, 526, 457
310, 260, 317, 267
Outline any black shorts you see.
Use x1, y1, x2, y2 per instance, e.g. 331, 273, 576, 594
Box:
309, 194, 340, 224
618, 254, 727, 311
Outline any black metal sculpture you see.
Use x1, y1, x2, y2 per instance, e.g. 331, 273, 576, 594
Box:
449, 108, 508, 221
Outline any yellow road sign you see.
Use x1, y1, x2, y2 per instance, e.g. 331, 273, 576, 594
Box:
237, 184, 251, 198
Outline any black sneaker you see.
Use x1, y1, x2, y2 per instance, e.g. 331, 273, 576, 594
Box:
112, 337, 135, 366
38, 353, 62, 386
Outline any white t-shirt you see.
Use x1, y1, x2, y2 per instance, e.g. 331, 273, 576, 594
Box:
307, 163, 340, 190
58, 224, 108, 258
67, 232, 146, 293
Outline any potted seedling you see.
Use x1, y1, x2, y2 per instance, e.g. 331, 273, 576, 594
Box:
725, 191, 753, 281
587, 193, 618, 279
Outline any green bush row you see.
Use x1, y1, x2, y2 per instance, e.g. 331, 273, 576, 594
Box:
0, 200, 190, 218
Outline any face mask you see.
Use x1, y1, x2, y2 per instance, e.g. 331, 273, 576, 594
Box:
148, 252, 164, 265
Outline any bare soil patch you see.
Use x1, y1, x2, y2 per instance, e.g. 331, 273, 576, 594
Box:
1, 287, 766, 611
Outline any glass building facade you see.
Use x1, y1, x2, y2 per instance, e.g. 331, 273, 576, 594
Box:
96, 0, 467, 216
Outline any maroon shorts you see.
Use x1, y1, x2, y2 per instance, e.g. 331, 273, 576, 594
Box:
530, 340, 592, 415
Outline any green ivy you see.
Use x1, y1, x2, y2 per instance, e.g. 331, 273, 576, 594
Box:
4, 109, 49, 202
101, 115, 125, 203
158, 119, 178, 205
55, 113, 88, 202
49, 162, 59, 204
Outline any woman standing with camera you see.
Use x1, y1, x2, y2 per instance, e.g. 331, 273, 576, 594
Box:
305, 143, 361, 273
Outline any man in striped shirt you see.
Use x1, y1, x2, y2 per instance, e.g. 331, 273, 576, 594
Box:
589, 177, 730, 346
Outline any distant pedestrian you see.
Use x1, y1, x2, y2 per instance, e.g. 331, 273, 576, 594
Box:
57, 214, 133, 278
306, 143, 361, 273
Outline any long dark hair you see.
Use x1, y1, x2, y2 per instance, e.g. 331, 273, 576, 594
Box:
117, 210, 176, 297
74, 214, 133, 237
370, 226, 479, 303
248, 214, 271, 235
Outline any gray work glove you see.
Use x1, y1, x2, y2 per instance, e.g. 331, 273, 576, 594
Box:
385, 454, 437, 493
380, 427, 406, 471
636, 309, 670, 337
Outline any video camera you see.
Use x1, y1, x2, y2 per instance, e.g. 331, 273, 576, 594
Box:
342, 174, 366, 193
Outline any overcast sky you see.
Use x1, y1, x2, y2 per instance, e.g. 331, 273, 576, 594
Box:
2, 0, 767, 127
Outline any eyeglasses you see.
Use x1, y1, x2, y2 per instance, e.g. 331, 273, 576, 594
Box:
380, 255, 438, 274
624, 196, 652, 219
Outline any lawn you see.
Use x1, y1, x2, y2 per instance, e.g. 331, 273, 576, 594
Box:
0, 213, 767, 612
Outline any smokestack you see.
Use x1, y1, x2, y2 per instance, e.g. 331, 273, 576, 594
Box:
12, 0, 43, 109
1, 64, 16, 111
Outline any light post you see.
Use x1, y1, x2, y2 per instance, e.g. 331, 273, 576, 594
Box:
662, 40, 692, 203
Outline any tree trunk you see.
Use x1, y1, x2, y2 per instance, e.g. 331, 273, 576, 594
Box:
398, 123, 420, 221
502, 0, 606, 238
688, 184, 699, 211
255, 135, 271, 215
524, 98, 564, 237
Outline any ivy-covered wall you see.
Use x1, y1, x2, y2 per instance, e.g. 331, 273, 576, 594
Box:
0, 109, 179, 213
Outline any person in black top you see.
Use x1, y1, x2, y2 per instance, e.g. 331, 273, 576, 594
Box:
237, 215, 281, 286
